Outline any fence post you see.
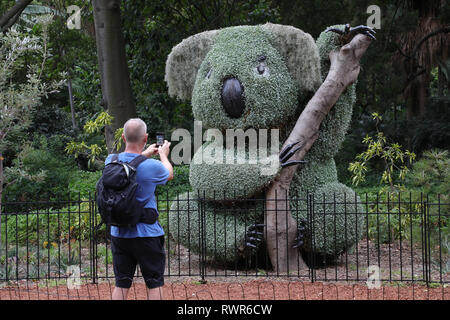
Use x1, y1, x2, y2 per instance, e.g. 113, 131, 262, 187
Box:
422, 198, 430, 287
199, 190, 207, 284
425, 199, 432, 287
307, 193, 315, 282
92, 192, 97, 284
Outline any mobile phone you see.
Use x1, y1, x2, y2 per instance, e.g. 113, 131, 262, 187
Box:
156, 132, 165, 146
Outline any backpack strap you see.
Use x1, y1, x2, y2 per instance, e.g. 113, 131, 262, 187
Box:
110, 153, 119, 163
128, 154, 147, 169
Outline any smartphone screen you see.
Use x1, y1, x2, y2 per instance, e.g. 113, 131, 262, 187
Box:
156, 132, 164, 146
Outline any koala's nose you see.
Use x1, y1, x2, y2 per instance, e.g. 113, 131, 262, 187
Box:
221, 78, 245, 118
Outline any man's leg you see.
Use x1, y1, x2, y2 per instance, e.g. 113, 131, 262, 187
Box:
111, 236, 136, 300
138, 236, 166, 300
112, 287, 129, 300
146, 287, 164, 300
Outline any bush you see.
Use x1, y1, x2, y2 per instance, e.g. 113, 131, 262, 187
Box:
68, 170, 102, 199
1, 202, 96, 246
4, 140, 77, 203
405, 149, 450, 202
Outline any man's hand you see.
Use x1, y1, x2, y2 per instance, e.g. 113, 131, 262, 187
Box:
158, 140, 171, 159
142, 143, 159, 158
158, 140, 173, 181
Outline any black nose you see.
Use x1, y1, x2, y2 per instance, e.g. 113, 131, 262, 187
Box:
221, 78, 245, 118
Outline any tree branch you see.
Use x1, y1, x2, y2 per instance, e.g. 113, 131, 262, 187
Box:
0, 0, 32, 32
412, 26, 450, 58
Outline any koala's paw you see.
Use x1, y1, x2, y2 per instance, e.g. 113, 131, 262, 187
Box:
279, 140, 308, 168
326, 24, 376, 44
292, 221, 308, 249
245, 224, 265, 249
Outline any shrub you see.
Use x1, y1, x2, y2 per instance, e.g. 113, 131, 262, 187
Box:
68, 170, 102, 200
405, 149, 450, 202
4, 142, 77, 203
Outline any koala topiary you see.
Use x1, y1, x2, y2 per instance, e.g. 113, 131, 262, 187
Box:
165, 23, 370, 267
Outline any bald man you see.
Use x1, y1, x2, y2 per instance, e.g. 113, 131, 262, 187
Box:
104, 118, 173, 300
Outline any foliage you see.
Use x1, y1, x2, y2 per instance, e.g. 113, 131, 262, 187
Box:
348, 113, 416, 192
68, 170, 102, 200
65, 111, 121, 168
4, 136, 77, 202
405, 149, 450, 202
0, 16, 65, 154
1, 202, 95, 247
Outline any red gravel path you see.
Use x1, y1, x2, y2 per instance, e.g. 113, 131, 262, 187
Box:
0, 279, 448, 300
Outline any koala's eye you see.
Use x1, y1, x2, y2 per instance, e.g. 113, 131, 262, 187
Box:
256, 56, 267, 75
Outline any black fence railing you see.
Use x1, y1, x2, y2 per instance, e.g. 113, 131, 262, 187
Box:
0, 191, 448, 286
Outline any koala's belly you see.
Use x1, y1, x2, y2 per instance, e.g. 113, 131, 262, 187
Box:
289, 157, 339, 197
189, 141, 280, 199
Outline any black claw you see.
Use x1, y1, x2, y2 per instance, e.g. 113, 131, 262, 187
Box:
292, 222, 308, 249
292, 241, 303, 249
279, 140, 307, 168
280, 144, 304, 163
247, 223, 265, 231
245, 224, 265, 250
247, 231, 263, 237
280, 160, 307, 168
325, 27, 344, 35
279, 141, 301, 160
364, 31, 376, 41
326, 24, 377, 43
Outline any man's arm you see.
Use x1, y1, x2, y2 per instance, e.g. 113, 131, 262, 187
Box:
158, 140, 174, 181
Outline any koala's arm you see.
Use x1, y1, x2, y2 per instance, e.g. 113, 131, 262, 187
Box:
316, 24, 375, 80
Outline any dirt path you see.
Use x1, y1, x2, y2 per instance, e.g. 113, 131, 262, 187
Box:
0, 278, 448, 300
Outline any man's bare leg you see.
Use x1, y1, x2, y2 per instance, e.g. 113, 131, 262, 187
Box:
112, 287, 129, 300
146, 287, 163, 300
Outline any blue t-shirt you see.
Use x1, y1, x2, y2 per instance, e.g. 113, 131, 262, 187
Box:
105, 152, 170, 238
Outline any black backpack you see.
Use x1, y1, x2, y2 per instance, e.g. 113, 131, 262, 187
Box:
96, 154, 158, 227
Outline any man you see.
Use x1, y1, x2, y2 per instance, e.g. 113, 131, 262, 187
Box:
105, 118, 173, 300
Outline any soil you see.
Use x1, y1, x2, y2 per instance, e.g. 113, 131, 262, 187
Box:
0, 277, 448, 300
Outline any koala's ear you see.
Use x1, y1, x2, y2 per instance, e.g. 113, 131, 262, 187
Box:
262, 23, 322, 95
165, 30, 218, 101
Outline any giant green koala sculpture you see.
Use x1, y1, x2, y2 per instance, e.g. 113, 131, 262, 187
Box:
165, 23, 366, 266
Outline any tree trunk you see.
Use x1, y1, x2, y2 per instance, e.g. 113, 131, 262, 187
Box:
0, 0, 32, 32
92, 0, 136, 153
265, 34, 373, 273
67, 78, 77, 130
0, 152, 3, 247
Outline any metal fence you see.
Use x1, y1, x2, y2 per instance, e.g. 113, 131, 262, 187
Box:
0, 191, 448, 286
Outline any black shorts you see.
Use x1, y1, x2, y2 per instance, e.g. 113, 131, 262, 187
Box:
111, 236, 165, 289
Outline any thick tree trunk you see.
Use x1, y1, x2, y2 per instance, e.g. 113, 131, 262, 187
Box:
92, 0, 136, 152
0, 0, 32, 32
0, 152, 3, 247
265, 34, 373, 273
